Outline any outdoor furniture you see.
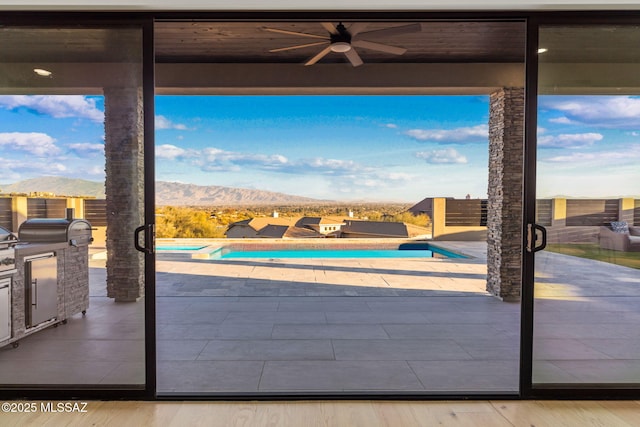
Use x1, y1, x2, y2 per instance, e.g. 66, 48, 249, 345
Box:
599, 221, 640, 252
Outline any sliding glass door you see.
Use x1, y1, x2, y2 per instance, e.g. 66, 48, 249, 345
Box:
530, 23, 640, 390
0, 20, 152, 396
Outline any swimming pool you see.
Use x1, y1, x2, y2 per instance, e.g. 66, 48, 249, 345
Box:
156, 245, 208, 251
216, 244, 465, 259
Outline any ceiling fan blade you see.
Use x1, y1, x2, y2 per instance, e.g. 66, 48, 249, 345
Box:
320, 22, 339, 35
352, 40, 407, 55
269, 41, 329, 53
264, 27, 328, 40
356, 23, 422, 39
305, 46, 333, 66
347, 22, 369, 37
344, 48, 364, 67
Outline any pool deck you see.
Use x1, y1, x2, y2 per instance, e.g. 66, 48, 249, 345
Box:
1, 240, 639, 394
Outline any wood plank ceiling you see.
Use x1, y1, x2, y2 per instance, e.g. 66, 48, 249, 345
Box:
154, 21, 527, 64
3, 22, 640, 65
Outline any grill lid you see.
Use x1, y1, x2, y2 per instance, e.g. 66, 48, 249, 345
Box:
18, 218, 93, 245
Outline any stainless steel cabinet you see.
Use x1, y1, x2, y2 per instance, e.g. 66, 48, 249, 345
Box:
25, 253, 57, 328
0, 277, 10, 341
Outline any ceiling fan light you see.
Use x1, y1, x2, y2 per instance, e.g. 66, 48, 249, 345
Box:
33, 68, 53, 77
330, 42, 352, 53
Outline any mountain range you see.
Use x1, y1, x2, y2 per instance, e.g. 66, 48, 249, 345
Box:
0, 177, 328, 206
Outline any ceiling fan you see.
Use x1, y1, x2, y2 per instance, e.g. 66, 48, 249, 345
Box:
264, 22, 421, 67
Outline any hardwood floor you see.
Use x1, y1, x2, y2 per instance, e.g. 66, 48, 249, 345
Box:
2, 400, 639, 426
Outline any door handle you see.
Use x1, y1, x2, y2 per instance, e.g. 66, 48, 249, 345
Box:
134, 224, 155, 255
527, 223, 547, 253
32, 278, 38, 308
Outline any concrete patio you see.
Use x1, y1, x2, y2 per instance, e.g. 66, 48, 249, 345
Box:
0, 241, 638, 394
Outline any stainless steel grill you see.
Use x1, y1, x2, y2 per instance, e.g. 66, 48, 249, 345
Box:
18, 216, 93, 246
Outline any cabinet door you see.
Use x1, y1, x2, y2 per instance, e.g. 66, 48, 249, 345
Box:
28, 256, 57, 327
0, 281, 9, 341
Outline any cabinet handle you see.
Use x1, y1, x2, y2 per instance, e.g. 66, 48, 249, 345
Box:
32, 278, 38, 308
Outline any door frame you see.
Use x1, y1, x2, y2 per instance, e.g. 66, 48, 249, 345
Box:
0, 14, 156, 400
521, 13, 640, 399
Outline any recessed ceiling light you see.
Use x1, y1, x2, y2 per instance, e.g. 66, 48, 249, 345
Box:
537, 48, 548, 54
33, 68, 53, 77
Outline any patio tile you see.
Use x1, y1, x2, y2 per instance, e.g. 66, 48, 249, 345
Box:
157, 360, 264, 392
455, 340, 520, 360
157, 324, 220, 340
326, 311, 428, 324
223, 311, 327, 324
539, 360, 640, 383
157, 339, 208, 360
215, 322, 275, 339
332, 339, 473, 361
532, 339, 613, 360
383, 323, 505, 339
533, 323, 633, 339
532, 360, 582, 383
0, 338, 144, 363
277, 301, 372, 312
0, 359, 124, 384
156, 310, 229, 325
197, 339, 334, 361
99, 361, 146, 385
259, 361, 424, 391
188, 301, 279, 312
422, 311, 519, 325
272, 324, 389, 339
574, 338, 640, 359
409, 360, 519, 391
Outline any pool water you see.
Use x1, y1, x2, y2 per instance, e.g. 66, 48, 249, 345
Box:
219, 246, 464, 259
156, 245, 207, 251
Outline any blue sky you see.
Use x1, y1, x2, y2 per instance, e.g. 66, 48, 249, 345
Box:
0, 94, 638, 202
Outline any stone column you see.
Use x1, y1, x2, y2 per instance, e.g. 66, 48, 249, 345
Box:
104, 87, 145, 302
486, 88, 524, 301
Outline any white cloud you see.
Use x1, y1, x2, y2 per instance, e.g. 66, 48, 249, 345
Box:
541, 95, 640, 128
415, 148, 468, 164
541, 145, 640, 164
156, 115, 188, 130
0, 132, 59, 156
201, 148, 288, 170
548, 116, 574, 124
87, 165, 105, 176
404, 124, 488, 144
538, 132, 603, 149
161, 144, 413, 191
5, 159, 67, 178
156, 144, 188, 160
0, 95, 103, 122
67, 142, 104, 155
385, 123, 398, 129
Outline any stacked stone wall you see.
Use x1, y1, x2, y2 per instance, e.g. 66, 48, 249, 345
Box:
487, 88, 524, 301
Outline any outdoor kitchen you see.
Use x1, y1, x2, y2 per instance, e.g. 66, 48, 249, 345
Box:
0, 208, 92, 349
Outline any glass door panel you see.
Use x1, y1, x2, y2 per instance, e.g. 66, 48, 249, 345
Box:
0, 24, 146, 389
154, 20, 525, 396
533, 24, 640, 387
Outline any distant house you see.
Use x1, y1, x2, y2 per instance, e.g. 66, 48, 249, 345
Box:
338, 220, 432, 239
225, 216, 430, 239
407, 197, 434, 217
225, 217, 297, 238
295, 216, 347, 235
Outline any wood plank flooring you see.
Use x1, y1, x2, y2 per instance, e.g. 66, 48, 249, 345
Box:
1, 400, 639, 427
